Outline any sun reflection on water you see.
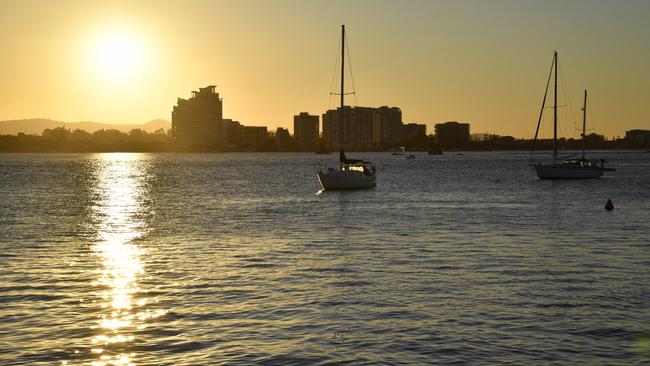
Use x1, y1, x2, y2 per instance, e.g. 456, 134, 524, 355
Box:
85, 154, 164, 366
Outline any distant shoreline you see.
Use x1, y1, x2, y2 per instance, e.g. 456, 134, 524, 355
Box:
2, 126, 648, 153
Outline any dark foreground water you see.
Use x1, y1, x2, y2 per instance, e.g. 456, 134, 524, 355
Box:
1, 151, 649, 365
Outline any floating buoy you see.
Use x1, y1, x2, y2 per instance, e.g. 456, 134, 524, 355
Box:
605, 199, 614, 211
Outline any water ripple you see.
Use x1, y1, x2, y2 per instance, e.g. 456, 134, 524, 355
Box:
1, 152, 650, 365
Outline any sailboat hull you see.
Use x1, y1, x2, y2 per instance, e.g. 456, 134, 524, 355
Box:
534, 164, 604, 179
317, 170, 376, 190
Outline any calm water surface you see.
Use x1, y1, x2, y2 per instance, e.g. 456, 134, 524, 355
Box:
1, 151, 649, 365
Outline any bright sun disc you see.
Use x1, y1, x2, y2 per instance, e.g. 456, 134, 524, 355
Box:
94, 33, 141, 78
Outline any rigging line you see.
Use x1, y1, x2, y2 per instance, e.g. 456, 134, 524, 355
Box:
345, 31, 358, 106
531, 54, 555, 160
587, 94, 597, 133
328, 34, 342, 110
558, 67, 578, 139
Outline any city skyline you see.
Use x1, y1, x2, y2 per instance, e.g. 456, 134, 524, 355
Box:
1, 0, 648, 139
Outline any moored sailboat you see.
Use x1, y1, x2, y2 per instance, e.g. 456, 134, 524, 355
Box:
317, 25, 376, 190
529, 51, 614, 179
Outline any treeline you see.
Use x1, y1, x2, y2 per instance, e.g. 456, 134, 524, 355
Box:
464, 136, 644, 151
0, 127, 645, 153
0, 127, 174, 152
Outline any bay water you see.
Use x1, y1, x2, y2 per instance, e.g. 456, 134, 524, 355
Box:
1, 151, 649, 365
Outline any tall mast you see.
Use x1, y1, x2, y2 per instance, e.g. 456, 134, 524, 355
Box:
530, 52, 555, 161
582, 89, 587, 160
339, 24, 345, 155
553, 51, 558, 161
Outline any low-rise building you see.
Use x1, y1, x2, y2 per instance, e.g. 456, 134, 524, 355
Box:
222, 119, 241, 147
625, 129, 650, 147
583, 133, 605, 147
275, 127, 293, 151
238, 126, 268, 149
404, 123, 427, 141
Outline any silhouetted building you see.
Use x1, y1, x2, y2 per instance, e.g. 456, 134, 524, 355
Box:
172, 85, 223, 145
435, 121, 470, 148
222, 119, 241, 147
238, 126, 268, 149
583, 133, 605, 147
293, 112, 319, 151
404, 123, 427, 141
625, 129, 650, 147
372, 106, 403, 147
471, 133, 499, 141
275, 127, 292, 151
321, 109, 341, 149
323, 106, 400, 150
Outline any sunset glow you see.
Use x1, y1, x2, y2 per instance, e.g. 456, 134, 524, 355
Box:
0, 0, 649, 137
2, 2, 649, 365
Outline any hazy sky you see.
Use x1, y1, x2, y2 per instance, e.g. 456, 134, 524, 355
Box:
1, 0, 648, 138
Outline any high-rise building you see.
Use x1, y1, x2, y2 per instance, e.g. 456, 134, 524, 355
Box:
372, 106, 403, 147
171, 85, 223, 145
322, 106, 380, 150
293, 112, 319, 151
435, 121, 470, 148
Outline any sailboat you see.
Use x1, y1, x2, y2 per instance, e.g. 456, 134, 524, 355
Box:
529, 51, 615, 179
317, 25, 376, 190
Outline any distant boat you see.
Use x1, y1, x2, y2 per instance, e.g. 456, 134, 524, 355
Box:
428, 147, 443, 155
393, 147, 415, 159
529, 51, 615, 179
317, 25, 376, 190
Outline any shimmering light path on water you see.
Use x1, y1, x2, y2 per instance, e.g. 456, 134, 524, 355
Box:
1, 152, 649, 365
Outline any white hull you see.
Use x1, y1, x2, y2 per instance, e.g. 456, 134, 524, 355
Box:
317, 170, 376, 190
534, 164, 604, 179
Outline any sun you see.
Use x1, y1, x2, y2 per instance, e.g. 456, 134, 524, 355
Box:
93, 33, 142, 78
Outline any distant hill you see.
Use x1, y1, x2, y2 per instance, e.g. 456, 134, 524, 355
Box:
0, 118, 171, 135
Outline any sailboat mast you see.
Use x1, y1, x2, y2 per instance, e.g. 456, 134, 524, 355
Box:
553, 51, 558, 161
339, 24, 345, 154
582, 90, 587, 160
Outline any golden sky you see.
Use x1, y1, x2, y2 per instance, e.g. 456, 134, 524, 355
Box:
0, 0, 648, 138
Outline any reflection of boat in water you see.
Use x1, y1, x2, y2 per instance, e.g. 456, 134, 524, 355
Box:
317, 25, 376, 190
529, 51, 615, 179
405, 153, 416, 159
